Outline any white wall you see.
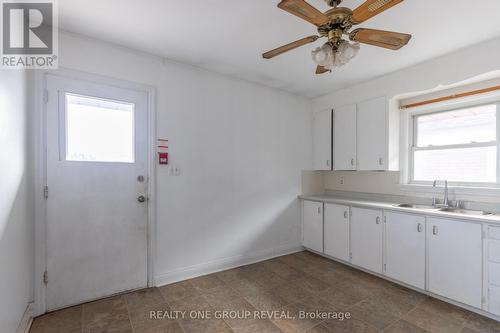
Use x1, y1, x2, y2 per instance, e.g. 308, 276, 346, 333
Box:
311, 37, 500, 199
56, 32, 312, 284
0, 71, 33, 332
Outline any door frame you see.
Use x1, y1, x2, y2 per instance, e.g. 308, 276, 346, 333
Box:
33, 68, 157, 316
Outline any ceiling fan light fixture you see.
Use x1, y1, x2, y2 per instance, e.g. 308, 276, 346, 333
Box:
338, 41, 360, 64
312, 41, 360, 70
311, 43, 333, 67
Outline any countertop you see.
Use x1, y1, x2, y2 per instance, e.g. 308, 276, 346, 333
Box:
299, 194, 500, 225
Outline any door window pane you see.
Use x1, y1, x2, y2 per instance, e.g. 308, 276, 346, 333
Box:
65, 94, 135, 163
416, 104, 497, 147
413, 146, 497, 183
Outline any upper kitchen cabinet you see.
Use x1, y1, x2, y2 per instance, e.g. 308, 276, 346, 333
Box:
313, 109, 333, 171
357, 96, 399, 171
334, 104, 357, 171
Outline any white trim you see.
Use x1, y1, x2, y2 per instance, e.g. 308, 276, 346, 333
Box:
15, 303, 35, 333
155, 243, 303, 287
399, 184, 500, 197
33, 70, 47, 317
33, 67, 157, 316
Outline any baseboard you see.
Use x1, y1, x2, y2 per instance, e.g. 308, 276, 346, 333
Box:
155, 243, 303, 287
16, 302, 35, 333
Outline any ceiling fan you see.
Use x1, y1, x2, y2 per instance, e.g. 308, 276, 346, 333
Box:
262, 0, 412, 74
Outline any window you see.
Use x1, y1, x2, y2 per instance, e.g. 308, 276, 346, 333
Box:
65, 93, 135, 163
411, 103, 499, 185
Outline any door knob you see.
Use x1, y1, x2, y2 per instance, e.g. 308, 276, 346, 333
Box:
137, 195, 147, 203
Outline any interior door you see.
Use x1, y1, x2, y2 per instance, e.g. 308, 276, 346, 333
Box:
357, 96, 387, 171
302, 201, 323, 253
334, 104, 357, 170
384, 212, 425, 289
351, 207, 383, 273
427, 217, 482, 308
312, 109, 332, 170
45, 74, 149, 310
324, 203, 350, 261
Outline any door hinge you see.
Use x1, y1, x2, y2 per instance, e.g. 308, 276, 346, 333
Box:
43, 271, 48, 285
43, 186, 49, 199
43, 89, 49, 104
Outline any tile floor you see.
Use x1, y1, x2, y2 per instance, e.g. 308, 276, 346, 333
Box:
30, 251, 500, 333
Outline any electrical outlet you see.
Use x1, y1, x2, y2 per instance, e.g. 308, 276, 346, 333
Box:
340, 177, 345, 185
170, 165, 181, 176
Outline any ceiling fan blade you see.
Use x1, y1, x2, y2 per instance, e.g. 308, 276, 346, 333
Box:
316, 65, 331, 74
350, 28, 411, 50
262, 35, 320, 59
351, 0, 403, 24
278, 0, 329, 26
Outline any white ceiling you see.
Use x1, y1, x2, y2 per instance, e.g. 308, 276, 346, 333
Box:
58, 0, 500, 98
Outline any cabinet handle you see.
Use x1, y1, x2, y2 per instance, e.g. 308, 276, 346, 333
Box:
318, 206, 321, 214
344, 211, 348, 219
433, 225, 438, 235
417, 223, 423, 233
379, 157, 383, 166
376, 216, 381, 224
351, 158, 355, 166
326, 160, 330, 167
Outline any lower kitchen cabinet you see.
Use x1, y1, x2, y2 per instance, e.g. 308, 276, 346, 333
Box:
485, 225, 500, 315
302, 200, 323, 253
324, 203, 350, 262
384, 212, 426, 289
351, 207, 383, 274
427, 217, 483, 308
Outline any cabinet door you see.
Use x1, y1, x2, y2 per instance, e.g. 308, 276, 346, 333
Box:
324, 203, 349, 261
334, 104, 357, 170
357, 97, 387, 171
313, 109, 332, 170
351, 207, 383, 273
427, 217, 482, 308
488, 285, 500, 316
302, 201, 323, 253
385, 212, 425, 289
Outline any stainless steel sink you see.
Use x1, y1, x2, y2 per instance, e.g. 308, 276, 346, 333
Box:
394, 203, 437, 210
437, 207, 493, 216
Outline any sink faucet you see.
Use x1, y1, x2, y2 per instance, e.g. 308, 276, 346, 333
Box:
433, 180, 449, 207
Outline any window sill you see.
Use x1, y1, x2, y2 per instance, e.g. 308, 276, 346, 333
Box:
399, 184, 500, 197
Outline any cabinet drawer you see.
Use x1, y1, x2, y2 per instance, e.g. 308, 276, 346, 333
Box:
489, 262, 500, 286
489, 240, 500, 263
489, 285, 500, 316
489, 226, 500, 240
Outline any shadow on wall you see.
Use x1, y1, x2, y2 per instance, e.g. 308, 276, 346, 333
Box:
0, 174, 33, 333
160, 192, 301, 277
